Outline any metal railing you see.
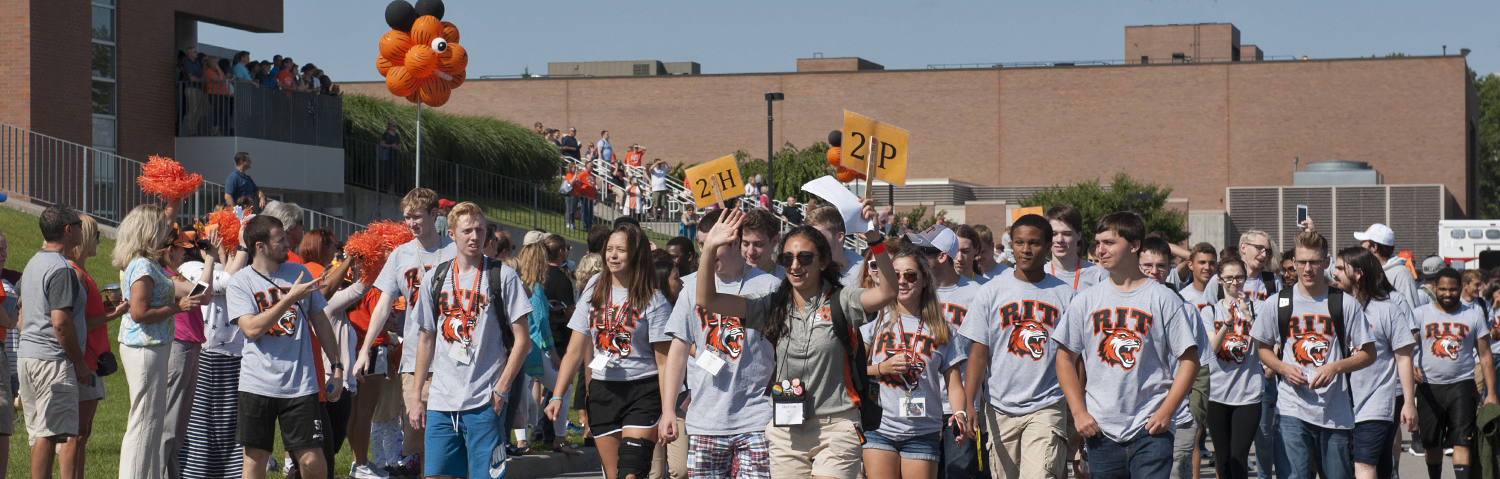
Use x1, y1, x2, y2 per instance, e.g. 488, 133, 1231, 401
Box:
926, 55, 1298, 69
176, 81, 343, 148
0, 122, 364, 238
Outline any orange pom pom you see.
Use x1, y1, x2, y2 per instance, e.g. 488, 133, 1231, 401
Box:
826, 146, 842, 168
138, 155, 203, 202
345, 221, 415, 284
205, 208, 241, 251
404, 45, 438, 78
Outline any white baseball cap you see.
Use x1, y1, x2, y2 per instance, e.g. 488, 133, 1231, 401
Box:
905, 225, 960, 259
523, 230, 549, 246
1352, 223, 1395, 247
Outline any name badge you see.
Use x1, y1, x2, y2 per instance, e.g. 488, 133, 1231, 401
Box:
774, 403, 806, 426
588, 354, 613, 370
900, 396, 927, 418
772, 378, 808, 427
447, 343, 472, 365
695, 351, 727, 376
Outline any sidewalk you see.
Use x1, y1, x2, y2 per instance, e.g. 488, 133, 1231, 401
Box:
504, 447, 603, 479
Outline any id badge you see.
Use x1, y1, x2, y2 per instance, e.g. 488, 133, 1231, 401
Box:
695, 351, 727, 376
900, 395, 927, 418
447, 343, 472, 365
772, 378, 808, 427
588, 354, 613, 370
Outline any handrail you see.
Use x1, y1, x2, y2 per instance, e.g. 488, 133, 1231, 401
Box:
926, 55, 1298, 69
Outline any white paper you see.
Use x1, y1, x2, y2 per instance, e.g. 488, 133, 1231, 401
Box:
447, 343, 472, 365
695, 351, 727, 376
801, 176, 873, 234
774, 403, 806, 426
588, 354, 612, 370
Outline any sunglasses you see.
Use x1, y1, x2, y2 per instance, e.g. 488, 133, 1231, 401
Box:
776, 252, 820, 267
893, 270, 920, 283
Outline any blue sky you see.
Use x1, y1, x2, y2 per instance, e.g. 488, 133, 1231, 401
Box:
202, 0, 1500, 82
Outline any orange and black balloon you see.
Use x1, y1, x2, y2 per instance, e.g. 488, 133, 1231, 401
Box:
378, 0, 467, 107
826, 129, 865, 183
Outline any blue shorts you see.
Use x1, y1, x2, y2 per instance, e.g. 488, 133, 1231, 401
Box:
862, 430, 942, 462
425, 406, 507, 479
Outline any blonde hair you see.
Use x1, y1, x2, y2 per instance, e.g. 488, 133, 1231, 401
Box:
573, 253, 604, 295
446, 202, 484, 230
113, 204, 171, 270
401, 188, 439, 213
66, 214, 99, 263
516, 243, 549, 289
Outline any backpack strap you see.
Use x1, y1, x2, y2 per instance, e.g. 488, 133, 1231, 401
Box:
1277, 287, 1295, 344
827, 287, 883, 431
429, 258, 516, 350
1263, 271, 1279, 296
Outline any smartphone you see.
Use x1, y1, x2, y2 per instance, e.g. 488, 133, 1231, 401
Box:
189, 281, 210, 297
1296, 204, 1309, 227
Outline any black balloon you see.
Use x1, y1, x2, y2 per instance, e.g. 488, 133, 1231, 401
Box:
414, 0, 445, 20
385, 0, 417, 31
828, 130, 842, 147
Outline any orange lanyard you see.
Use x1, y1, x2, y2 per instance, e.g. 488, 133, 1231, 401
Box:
448, 259, 484, 318
1049, 257, 1083, 290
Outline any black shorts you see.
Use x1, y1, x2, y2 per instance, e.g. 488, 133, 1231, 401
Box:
1416, 380, 1478, 448
586, 376, 663, 437
237, 392, 326, 453
1350, 420, 1395, 465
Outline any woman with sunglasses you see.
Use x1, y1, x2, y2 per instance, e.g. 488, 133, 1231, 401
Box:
695, 204, 897, 479
860, 248, 970, 479
1198, 258, 1262, 479
545, 222, 672, 479
1331, 246, 1418, 479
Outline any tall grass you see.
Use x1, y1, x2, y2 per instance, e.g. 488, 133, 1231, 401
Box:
343, 94, 563, 182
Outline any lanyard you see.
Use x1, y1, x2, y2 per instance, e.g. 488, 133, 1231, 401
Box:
1048, 257, 1083, 290
893, 313, 924, 392
448, 258, 484, 318
251, 267, 301, 319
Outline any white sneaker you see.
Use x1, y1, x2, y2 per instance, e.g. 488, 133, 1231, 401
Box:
283, 459, 296, 475
267, 458, 279, 473
350, 462, 391, 479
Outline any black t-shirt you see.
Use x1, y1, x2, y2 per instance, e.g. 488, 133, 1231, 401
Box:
543, 265, 576, 348
381, 131, 400, 147
783, 206, 804, 225
559, 136, 581, 157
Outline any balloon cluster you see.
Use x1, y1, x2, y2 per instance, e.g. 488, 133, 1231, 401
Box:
378, 0, 467, 107
825, 130, 865, 183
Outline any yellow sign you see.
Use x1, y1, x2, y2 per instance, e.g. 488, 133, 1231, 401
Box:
1011, 206, 1044, 224
840, 110, 911, 186
684, 155, 744, 209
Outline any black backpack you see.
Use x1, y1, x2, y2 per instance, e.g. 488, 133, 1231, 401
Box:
1275, 286, 1352, 396
828, 289, 883, 432
429, 257, 516, 350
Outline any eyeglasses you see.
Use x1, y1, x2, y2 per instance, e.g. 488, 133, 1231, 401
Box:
1294, 260, 1324, 270
1242, 243, 1270, 256
1221, 275, 1248, 283
777, 252, 820, 267
1140, 264, 1170, 273
894, 270, 920, 283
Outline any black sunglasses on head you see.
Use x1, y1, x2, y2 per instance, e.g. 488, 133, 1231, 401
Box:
777, 252, 820, 268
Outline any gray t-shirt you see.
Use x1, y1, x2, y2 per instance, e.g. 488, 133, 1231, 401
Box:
1179, 283, 1213, 312
937, 277, 981, 415
1351, 295, 1418, 423
862, 312, 966, 437
958, 272, 1074, 415
1053, 281, 1199, 442
840, 249, 865, 289
974, 263, 1011, 285
1200, 300, 1264, 406
1249, 288, 1370, 430
372, 237, 456, 374
744, 284, 869, 415
567, 282, 672, 381
1383, 257, 1424, 316
18, 251, 86, 361
1414, 302, 1490, 385
413, 260, 532, 412
227, 263, 330, 398
665, 267, 782, 436
1046, 260, 1109, 292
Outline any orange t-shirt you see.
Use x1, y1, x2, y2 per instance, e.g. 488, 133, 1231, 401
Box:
347, 287, 392, 346
625, 152, 643, 168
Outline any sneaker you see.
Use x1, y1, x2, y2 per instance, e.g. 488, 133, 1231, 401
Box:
1201, 449, 1215, 466
1407, 445, 1425, 457
267, 457, 279, 473
283, 460, 297, 476
1445, 447, 1454, 456
566, 423, 586, 435
351, 462, 391, 479
379, 466, 403, 479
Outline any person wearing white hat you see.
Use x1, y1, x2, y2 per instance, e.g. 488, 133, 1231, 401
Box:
1353, 223, 1427, 308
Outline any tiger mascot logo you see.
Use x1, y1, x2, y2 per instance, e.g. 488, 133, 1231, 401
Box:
1430, 333, 1463, 360
1097, 328, 1142, 370
596, 323, 633, 358
878, 352, 927, 388
440, 312, 475, 349
1289, 332, 1330, 367
1006, 321, 1050, 360
265, 308, 299, 338
1217, 334, 1251, 364
699, 307, 745, 359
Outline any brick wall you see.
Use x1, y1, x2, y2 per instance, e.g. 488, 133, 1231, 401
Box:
1125, 24, 1239, 63
341, 55, 1477, 216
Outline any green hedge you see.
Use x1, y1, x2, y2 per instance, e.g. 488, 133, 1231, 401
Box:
343, 94, 562, 182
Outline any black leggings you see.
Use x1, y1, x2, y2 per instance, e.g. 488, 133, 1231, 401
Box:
1206, 401, 1262, 479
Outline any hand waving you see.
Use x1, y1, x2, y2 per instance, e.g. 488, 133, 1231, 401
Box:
704, 209, 744, 251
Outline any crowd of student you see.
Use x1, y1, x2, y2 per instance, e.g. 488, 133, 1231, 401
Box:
2, 176, 1499, 479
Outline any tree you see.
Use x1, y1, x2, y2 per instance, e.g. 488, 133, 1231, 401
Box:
736, 142, 836, 203
1019, 173, 1189, 244
1476, 70, 1500, 218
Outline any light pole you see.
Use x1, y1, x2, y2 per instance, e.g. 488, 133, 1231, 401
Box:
765, 92, 784, 194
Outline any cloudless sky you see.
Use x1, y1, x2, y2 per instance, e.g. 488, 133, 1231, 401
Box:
202, 0, 1500, 82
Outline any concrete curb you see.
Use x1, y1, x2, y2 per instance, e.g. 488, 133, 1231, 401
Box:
505, 448, 603, 479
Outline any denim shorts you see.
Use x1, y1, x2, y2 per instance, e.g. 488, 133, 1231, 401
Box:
862, 430, 942, 462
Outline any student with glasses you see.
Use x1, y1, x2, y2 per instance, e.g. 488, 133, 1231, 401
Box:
1199, 258, 1263, 479
693, 203, 897, 479
903, 225, 983, 479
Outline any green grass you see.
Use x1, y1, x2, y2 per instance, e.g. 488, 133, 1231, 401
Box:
0, 205, 587, 478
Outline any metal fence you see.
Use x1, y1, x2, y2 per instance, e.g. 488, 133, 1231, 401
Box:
176, 81, 343, 148
0, 122, 364, 239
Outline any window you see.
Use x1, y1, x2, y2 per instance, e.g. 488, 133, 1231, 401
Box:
1487, 229, 1500, 240
1470, 229, 1484, 239
1140, 56, 1149, 64
1172, 53, 1186, 64
91, 0, 116, 153
633, 63, 650, 76
1452, 229, 1467, 239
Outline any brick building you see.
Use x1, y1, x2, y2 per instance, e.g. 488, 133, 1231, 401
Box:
344, 23, 1480, 249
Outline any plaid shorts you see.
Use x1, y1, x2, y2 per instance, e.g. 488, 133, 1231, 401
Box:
688, 432, 771, 479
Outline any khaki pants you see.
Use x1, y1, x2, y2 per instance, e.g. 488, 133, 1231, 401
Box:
986, 401, 1068, 479
400, 372, 432, 456
765, 409, 863, 479
650, 409, 689, 479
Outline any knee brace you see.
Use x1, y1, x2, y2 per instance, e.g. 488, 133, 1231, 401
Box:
616, 437, 657, 479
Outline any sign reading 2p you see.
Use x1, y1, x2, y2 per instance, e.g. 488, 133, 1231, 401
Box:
684, 155, 744, 209
840, 110, 911, 186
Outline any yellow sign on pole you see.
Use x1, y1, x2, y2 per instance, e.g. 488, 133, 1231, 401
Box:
840, 110, 911, 186
684, 155, 745, 209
